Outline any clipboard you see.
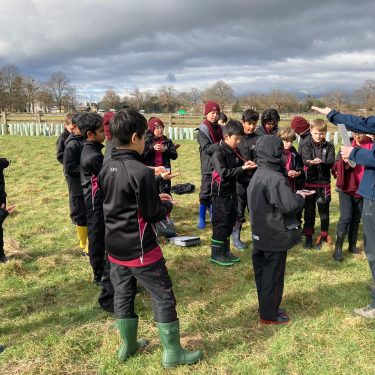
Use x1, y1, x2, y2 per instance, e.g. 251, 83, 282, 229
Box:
337, 124, 356, 168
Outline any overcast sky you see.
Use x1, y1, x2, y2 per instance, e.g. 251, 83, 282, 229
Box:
1, 0, 375, 100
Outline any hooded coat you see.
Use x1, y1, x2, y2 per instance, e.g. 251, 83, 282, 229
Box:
247, 136, 305, 252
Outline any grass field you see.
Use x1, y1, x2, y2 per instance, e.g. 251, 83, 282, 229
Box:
0, 136, 374, 375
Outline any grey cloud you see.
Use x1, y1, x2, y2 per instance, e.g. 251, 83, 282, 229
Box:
1, 0, 375, 99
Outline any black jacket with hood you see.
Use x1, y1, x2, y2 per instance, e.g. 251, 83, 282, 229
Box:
80, 140, 105, 212
63, 134, 85, 197
143, 132, 178, 168
247, 136, 304, 252
301, 137, 335, 185
98, 149, 172, 262
211, 141, 245, 197
197, 122, 222, 175
236, 132, 260, 187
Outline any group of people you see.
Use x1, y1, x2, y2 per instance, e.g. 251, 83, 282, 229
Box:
197, 101, 375, 325
1, 102, 375, 366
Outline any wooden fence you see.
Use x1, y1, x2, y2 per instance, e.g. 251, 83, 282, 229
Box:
0, 112, 348, 144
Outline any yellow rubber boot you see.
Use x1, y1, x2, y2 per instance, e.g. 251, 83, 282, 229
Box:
76, 225, 88, 255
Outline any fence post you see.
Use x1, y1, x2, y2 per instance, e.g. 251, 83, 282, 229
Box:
0, 112, 6, 125
168, 127, 173, 140
169, 114, 173, 127
179, 128, 184, 140
326, 131, 331, 142
173, 128, 178, 140
189, 128, 194, 140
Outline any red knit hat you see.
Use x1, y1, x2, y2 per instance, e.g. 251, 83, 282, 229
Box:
148, 117, 164, 132
204, 101, 220, 116
291, 116, 310, 135
103, 111, 115, 140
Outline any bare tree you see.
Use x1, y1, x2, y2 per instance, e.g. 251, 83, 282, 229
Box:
240, 92, 263, 111
0, 64, 23, 111
203, 80, 235, 111
62, 86, 77, 112
177, 88, 202, 113
36, 83, 54, 112
323, 90, 347, 112
100, 88, 121, 111
354, 80, 375, 111
24, 77, 40, 113
129, 88, 144, 111
264, 90, 298, 113
158, 85, 177, 113
47, 72, 72, 112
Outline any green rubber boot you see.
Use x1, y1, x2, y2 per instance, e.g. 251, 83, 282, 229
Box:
210, 239, 233, 266
157, 320, 203, 368
117, 318, 149, 361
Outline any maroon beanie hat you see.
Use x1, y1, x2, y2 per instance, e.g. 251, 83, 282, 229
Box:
291, 116, 310, 135
204, 101, 220, 116
103, 111, 115, 140
148, 117, 164, 133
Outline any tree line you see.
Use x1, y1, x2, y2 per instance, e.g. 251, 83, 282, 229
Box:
1, 63, 375, 114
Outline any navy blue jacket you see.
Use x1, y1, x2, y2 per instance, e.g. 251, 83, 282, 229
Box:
327, 110, 375, 200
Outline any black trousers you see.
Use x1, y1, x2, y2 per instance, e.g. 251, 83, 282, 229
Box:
98, 255, 115, 313
199, 173, 212, 206
252, 248, 287, 321
304, 189, 330, 235
212, 195, 237, 241
110, 258, 177, 323
86, 208, 106, 274
69, 195, 87, 226
236, 183, 248, 223
337, 192, 363, 234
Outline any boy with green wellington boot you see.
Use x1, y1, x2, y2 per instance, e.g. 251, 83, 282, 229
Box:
98, 109, 202, 368
210, 120, 256, 266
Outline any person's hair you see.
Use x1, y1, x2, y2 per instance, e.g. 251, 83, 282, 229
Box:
71, 113, 81, 126
277, 128, 297, 142
111, 108, 147, 147
261, 108, 280, 126
218, 113, 228, 124
242, 109, 259, 123
76, 112, 103, 139
311, 118, 327, 132
224, 120, 245, 136
64, 113, 73, 125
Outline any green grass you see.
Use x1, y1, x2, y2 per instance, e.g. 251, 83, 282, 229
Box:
0, 137, 374, 375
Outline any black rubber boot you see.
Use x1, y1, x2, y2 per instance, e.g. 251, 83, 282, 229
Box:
210, 240, 233, 266
348, 227, 360, 254
232, 223, 247, 250
304, 236, 313, 249
224, 238, 240, 263
333, 232, 345, 262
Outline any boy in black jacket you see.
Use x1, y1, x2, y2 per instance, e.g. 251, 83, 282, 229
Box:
143, 117, 178, 194
301, 119, 335, 249
248, 136, 308, 324
56, 113, 74, 164
197, 101, 223, 229
98, 109, 202, 368
233, 109, 260, 250
211, 120, 256, 266
78, 112, 114, 311
63, 114, 88, 254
